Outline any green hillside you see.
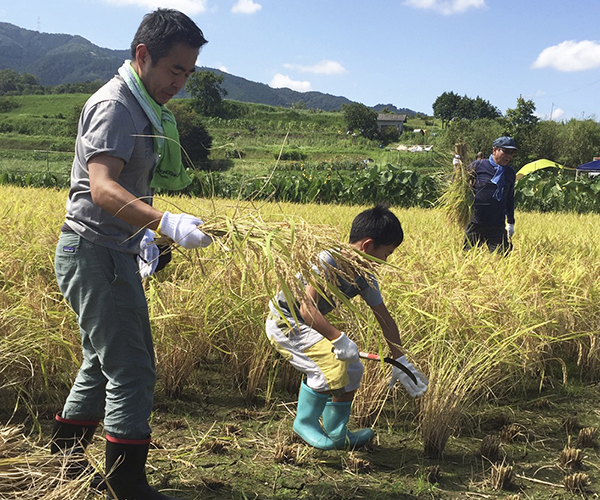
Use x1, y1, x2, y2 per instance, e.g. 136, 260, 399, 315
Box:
0, 94, 442, 176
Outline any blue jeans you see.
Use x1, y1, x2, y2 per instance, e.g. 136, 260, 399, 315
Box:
54, 232, 156, 439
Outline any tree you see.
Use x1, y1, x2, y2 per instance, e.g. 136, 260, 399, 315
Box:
169, 101, 213, 165
341, 102, 378, 140
432, 91, 461, 128
505, 96, 539, 161
472, 96, 501, 120
186, 71, 228, 117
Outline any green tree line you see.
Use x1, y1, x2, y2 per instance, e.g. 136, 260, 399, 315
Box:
0, 69, 104, 96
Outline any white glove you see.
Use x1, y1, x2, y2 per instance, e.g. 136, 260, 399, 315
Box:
389, 355, 428, 397
137, 229, 159, 278
331, 333, 359, 362
506, 223, 515, 239
158, 211, 212, 250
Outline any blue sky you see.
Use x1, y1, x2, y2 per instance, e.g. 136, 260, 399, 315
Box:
2, 0, 600, 120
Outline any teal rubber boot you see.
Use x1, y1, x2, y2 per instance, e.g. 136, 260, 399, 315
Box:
292, 382, 336, 450
322, 401, 374, 449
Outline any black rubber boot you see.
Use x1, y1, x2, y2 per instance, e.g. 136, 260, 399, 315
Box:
105, 436, 184, 500
50, 414, 104, 488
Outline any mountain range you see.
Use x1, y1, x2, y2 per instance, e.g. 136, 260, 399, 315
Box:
0, 21, 416, 114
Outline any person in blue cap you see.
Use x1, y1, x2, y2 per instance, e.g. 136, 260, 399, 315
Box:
464, 136, 517, 254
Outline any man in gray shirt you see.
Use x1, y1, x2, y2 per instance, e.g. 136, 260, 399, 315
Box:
51, 9, 209, 499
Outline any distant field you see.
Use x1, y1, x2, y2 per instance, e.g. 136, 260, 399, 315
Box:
0, 94, 446, 174
4, 93, 89, 116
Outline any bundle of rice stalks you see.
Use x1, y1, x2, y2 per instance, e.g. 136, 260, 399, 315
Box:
423, 464, 440, 484
437, 150, 473, 229
563, 472, 589, 493
499, 423, 526, 444
158, 211, 381, 326
561, 415, 579, 434
559, 446, 584, 470
489, 463, 514, 490
480, 434, 503, 463
576, 426, 597, 449
342, 451, 371, 475
0, 425, 90, 499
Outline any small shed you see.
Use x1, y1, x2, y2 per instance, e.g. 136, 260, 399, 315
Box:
376, 113, 407, 134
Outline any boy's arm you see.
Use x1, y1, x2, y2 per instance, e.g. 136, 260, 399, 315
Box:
371, 302, 404, 359
299, 283, 342, 341
300, 283, 359, 362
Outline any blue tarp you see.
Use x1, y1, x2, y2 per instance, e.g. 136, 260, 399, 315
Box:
576, 159, 600, 172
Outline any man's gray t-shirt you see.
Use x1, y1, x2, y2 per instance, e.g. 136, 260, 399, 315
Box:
64, 75, 157, 253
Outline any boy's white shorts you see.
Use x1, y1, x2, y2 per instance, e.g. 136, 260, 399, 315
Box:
265, 302, 363, 394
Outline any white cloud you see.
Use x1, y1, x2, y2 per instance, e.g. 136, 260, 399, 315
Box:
532, 40, 600, 72
219, 65, 228, 73
104, 0, 208, 15
283, 60, 347, 75
231, 0, 262, 14
270, 74, 312, 92
536, 108, 565, 121
403, 0, 485, 15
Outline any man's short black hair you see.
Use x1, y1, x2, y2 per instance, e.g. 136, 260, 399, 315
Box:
349, 204, 403, 247
131, 8, 208, 63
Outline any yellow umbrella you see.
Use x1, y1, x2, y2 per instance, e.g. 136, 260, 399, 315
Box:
516, 159, 563, 180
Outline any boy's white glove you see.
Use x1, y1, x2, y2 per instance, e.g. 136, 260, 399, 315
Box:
389, 355, 428, 397
137, 229, 159, 278
506, 223, 515, 238
158, 211, 212, 250
331, 333, 359, 362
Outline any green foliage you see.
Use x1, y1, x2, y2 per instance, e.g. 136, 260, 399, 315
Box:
435, 118, 504, 159
0, 68, 104, 96
0, 97, 20, 113
276, 150, 307, 161
515, 170, 600, 213
342, 102, 378, 139
433, 91, 501, 128
0, 69, 44, 95
504, 96, 539, 162
186, 71, 228, 117
169, 100, 213, 165
183, 164, 442, 207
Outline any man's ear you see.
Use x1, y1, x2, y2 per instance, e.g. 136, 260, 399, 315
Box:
134, 44, 150, 67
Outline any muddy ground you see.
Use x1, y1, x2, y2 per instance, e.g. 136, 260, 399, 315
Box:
30, 363, 600, 500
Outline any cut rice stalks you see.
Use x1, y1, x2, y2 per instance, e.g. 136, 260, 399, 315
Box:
437, 145, 473, 229
156, 211, 385, 325
0, 424, 90, 499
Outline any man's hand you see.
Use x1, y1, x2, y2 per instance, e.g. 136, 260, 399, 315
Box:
158, 211, 212, 249
331, 333, 359, 362
137, 228, 159, 278
389, 355, 428, 397
506, 223, 515, 239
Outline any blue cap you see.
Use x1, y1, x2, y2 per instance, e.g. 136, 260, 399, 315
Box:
493, 136, 517, 150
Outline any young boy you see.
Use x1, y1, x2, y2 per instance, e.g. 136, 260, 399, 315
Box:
265, 205, 428, 450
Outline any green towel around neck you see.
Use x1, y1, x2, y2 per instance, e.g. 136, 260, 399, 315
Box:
118, 61, 191, 191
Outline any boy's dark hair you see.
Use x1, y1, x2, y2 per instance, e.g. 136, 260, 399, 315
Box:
349, 204, 403, 247
131, 8, 208, 63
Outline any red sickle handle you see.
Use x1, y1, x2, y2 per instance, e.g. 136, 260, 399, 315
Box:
358, 352, 418, 385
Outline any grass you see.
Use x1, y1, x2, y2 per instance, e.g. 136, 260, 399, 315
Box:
1, 94, 88, 117
2, 185, 600, 498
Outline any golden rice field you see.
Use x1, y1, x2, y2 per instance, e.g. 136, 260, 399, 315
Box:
1, 184, 600, 499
